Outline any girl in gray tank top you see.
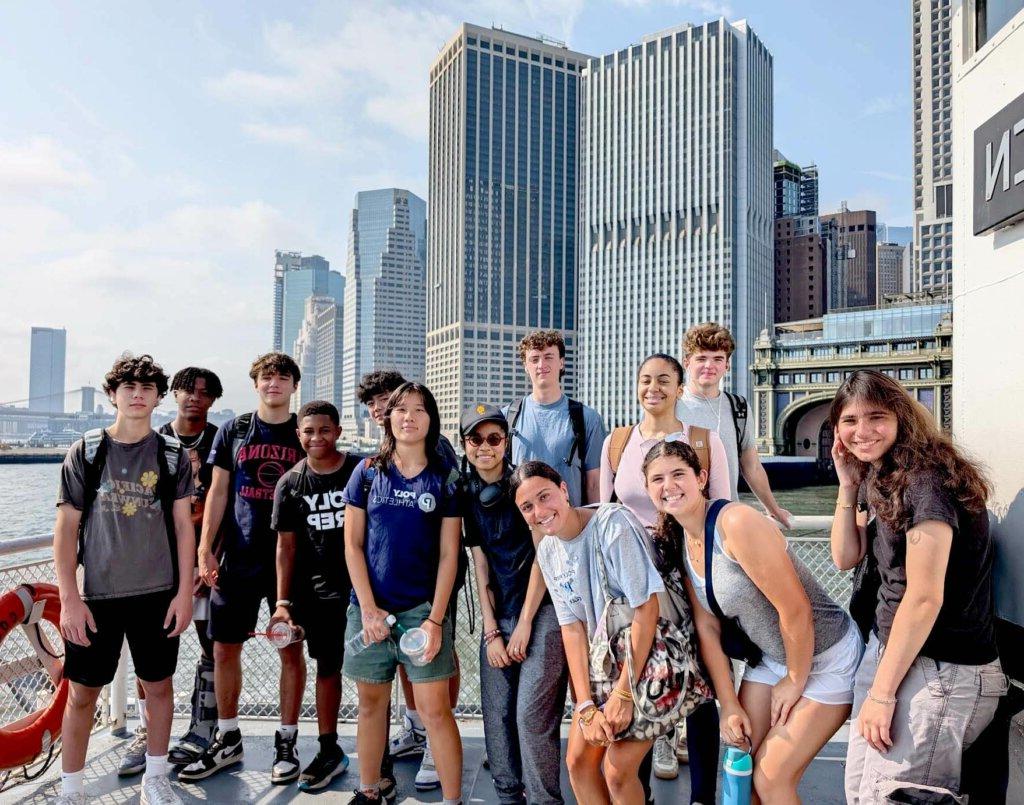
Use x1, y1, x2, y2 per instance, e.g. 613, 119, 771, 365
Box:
643, 439, 861, 803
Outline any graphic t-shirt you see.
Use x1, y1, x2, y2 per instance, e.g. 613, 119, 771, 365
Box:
536, 503, 664, 637
159, 421, 219, 537
343, 460, 460, 613
271, 454, 362, 603
57, 431, 193, 600
505, 395, 606, 507
462, 467, 549, 621
208, 414, 303, 579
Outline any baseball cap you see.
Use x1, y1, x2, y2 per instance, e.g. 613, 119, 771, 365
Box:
460, 403, 508, 438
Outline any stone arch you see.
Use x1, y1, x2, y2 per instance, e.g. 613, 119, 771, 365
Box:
775, 393, 834, 458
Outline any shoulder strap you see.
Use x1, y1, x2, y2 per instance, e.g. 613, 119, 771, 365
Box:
567, 398, 588, 490
724, 392, 748, 458
688, 425, 712, 476
230, 413, 255, 468
287, 458, 309, 499
703, 499, 730, 621
504, 396, 526, 460
608, 426, 633, 475
158, 432, 181, 476
154, 437, 181, 589
78, 429, 109, 564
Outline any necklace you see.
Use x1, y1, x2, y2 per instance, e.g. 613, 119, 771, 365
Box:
174, 426, 205, 450
690, 389, 723, 435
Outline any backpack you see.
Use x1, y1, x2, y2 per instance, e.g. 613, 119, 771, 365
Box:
723, 391, 748, 460
78, 428, 183, 586
230, 411, 298, 469
505, 395, 588, 492
607, 425, 712, 502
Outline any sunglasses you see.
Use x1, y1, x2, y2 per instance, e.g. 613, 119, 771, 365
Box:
664, 431, 686, 443
465, 432, 506, 447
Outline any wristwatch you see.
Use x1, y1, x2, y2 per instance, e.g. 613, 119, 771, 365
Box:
275, 599, 292, 609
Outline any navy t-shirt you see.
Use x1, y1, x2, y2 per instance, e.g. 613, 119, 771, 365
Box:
343, 459, 460, 613
208, 413, 303, 579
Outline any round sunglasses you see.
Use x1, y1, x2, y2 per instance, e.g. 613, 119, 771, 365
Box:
465, 432, 506, 447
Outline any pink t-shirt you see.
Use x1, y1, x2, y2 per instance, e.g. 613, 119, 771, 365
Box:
598, 423, 731, 528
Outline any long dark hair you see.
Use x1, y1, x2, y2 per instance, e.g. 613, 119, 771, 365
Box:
508, 460, 564, 499
374, 382, 442, 472
641, 440, 708, 573
828, 370, 989, 532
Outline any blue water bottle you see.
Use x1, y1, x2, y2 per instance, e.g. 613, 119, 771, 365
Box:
722, 745, 753, 805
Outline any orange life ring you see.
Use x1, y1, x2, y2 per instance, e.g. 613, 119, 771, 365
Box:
0, 583, 69, 769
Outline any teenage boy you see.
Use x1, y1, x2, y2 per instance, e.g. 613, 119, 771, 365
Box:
54, 354, 194, 805
181, 353, 305, 784
461, 403, 567, 805
117, 368, 225, 776
357, 370, 460, 791
505, 330, 606, 506
270, 401, 362, 791
676, 322, 792, 526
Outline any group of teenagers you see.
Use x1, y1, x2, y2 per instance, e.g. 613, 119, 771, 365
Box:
50, 322, 1006, 805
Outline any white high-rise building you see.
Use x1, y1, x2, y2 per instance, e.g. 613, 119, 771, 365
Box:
292, 296, 339, 411
577, 20, 774, 428
912, 0, 954, 295
29, 327, 67, 413
426, 24, 590, 439
340, 189, 427, 436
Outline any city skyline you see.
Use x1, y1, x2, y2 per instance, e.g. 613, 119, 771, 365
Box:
0, 1, 913, 411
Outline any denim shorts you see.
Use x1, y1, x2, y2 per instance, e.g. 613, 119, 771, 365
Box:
342, 601, 457, 685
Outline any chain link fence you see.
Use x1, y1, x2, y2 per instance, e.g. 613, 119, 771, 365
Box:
2, 525, 851, 727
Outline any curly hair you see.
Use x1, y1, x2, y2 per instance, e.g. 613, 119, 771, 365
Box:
682, 322, 736, 359
103, 353, 169, 398
298, 400, 340, 426
641, 439, 709, 574
518, 330, 566, 380
170, 367, 223, 399
829, 370, 990, 533
374, 382, 442, 472
248, 352, 300, 384
357, 370, 406, 404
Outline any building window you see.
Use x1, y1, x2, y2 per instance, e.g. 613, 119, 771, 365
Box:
920, 367, 935, 379
810, 372, 823, 383
918, 387, 935, 412
899, 368, 915, 380
827, 371, 841, 383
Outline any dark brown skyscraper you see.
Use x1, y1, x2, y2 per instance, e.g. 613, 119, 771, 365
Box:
774, 216, 827, 323
820, 206, 877, 308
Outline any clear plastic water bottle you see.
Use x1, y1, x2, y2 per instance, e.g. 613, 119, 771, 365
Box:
345, 614, 398, 656
722, 745, 753, 805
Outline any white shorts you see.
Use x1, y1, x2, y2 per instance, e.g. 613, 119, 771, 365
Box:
742, 621, 863, 706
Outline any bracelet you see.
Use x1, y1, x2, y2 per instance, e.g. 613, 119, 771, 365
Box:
426, 617, 443, 628
867, 690, 897, 706
574, 699, 595, 714
612, 687, 634, 702
579, 706, 598, 726
484, 630, 502, 645
275, 599, 292, 608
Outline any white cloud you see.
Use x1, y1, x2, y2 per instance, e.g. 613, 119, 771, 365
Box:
860, 94, 904, 118
0, 137, 95, 193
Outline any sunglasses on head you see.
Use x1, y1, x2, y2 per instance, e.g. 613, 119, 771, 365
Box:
466, 432, 506, 447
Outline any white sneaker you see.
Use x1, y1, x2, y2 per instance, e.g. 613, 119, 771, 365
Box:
653, 732, 679, 780
53, 794, 87, 805
413, 740, 440, 791
389, 713, 426, 758
140, 775, 183, 805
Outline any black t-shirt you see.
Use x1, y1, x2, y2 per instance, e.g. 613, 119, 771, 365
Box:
864, 469, 997, 665
208, 414, 304, 579
462, 467, 548, 621
272, 454, 362, 603
159, 421, 219, 538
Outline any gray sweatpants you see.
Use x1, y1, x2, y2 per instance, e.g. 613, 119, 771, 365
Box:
845, 633, 1007, 804
480, 603, 568, 805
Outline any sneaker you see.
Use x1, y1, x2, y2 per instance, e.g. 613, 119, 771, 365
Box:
653, 733, 679, 780
414, 741, 440, 791
675, 730, 689, 763
117, 726, 147, 777
168, 729, 210, 766
298, 743, 349, 791
53, 794, 87, 805
351, 790, 382, 804
388, 713, 426, 757
271, 730, 300, 784
178, 728, 243, 781
140, 774, 183, 805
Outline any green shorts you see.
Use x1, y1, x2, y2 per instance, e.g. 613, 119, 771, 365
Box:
343, 601, 457, 685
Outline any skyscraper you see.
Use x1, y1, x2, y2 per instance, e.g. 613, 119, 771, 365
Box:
773, 152, 818, 219
577, 19, 773, 426
292, 296, 339, 411
272, 251, 343, 355
799, 163, 819, 217
29, 326, 66, 413
820, 205, 877, 309
775, 215, 828, 323
912, 0, 953, 294
876, 241, 905, 304
340, 188, 427, 436
426, 24, 589, 437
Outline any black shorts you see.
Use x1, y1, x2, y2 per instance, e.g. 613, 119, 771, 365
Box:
63, 590, 179, 688
208, 572, 276, 644
294, 595, 349, 677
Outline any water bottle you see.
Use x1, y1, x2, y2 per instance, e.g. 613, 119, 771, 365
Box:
722, 745, 753, 805
345, 614, 398, 656
267, 621, 305, 649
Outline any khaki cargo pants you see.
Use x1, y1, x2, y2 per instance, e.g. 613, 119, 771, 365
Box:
845, 633, 1007, 804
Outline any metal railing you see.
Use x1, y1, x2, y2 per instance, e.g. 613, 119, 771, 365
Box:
0, 516, 849, 727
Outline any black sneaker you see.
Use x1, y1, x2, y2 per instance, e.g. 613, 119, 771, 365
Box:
168, 729, 210, 766
178, 728, 243, 782
298, 743, 349, 791
351, 786, 396, 804
379, 752, 396, 801
271, 730, 300, 784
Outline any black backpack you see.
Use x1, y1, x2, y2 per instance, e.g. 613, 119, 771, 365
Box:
723, 391, 749, 460
505, 395, 588, 492
78, 428, 183, 586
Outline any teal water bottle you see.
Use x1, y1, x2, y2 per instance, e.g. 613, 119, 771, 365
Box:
722, 745, 753, 804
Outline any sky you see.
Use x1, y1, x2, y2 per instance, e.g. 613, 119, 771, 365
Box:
0, 0, 912, 412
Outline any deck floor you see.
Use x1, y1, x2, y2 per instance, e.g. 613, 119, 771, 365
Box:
4, 719, 848, 804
